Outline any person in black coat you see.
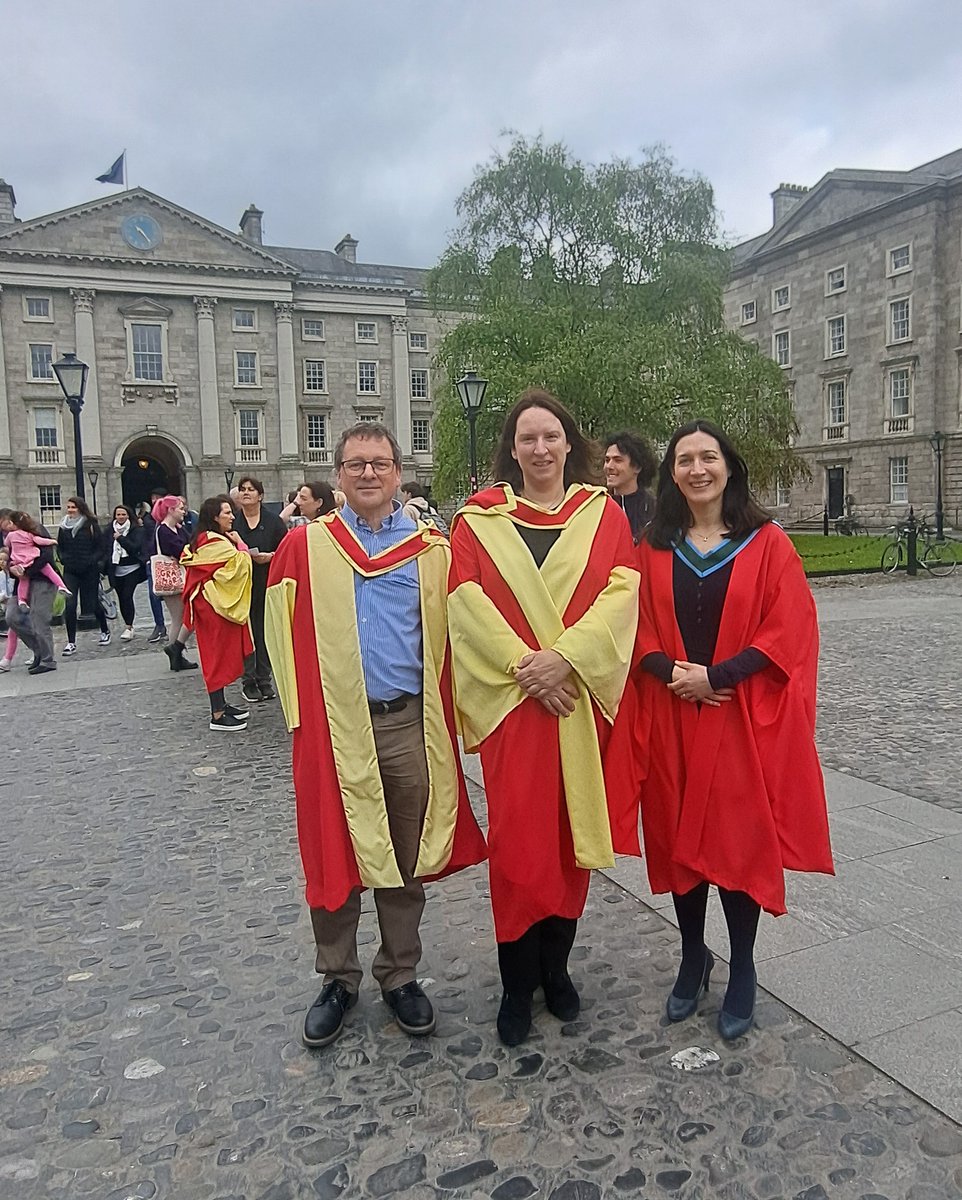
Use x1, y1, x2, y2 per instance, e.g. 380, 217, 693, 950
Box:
57, 496, 110, 655
102, 502, 146, 641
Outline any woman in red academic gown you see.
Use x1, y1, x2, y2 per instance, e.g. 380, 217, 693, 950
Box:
448, 389, 640, 1047
636, 419, 833, 1041
181, 495, 254, 732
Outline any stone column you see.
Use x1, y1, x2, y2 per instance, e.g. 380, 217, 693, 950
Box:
391, 315, 412, 456
0, 286, 11, 459
194, 296, 221, 458
71, 289, 102, 459
275, 302, 299, 460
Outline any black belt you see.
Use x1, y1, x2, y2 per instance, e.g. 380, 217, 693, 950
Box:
368, 693, 420, 715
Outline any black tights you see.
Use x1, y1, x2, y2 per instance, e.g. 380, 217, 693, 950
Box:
498, 916, 577, 998
672, 882, 760, 1018
209, 688, 225, 716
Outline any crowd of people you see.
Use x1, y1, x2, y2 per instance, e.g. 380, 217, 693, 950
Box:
0, 399, 833, 1051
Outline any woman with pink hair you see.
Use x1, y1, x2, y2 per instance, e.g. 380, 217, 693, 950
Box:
150, 495, 197, 672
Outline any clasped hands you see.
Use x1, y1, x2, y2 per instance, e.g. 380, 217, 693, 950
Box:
514, 648, 579, 718
668, 660, 733, 708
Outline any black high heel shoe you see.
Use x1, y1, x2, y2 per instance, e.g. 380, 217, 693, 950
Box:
718, 969, 756, 1041
666, 949, 714, 1023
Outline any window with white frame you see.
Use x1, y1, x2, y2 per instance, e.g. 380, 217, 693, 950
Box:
827, 380, 847, 430
775, 479, 791, 507
773, 329, 791, 367
236, 407, 265, 461
131, 323, 163, 381
357, 413, 379, 423
408, 331, 428, 352
28, 342, 54, 380
305, 412, 329, 462
355, 320, 377, 343
410, 368, 428, 399
30, 405, 62, 465
412, 417, 431, 453
303, 359, 327, 392
357, 361, 379, 393
772, 284, 791, 311
890, 298, 911, 343
740, 300, 756, 325
889, 456, 909, 504
826, 315, 846, 357
889, 244, 912, 274
38, 485, 61, 527
825, 266, 846, 294
235, 350, 259, 386
24, 295, 52, 321
232, 308, 256, 331
301, 317, 325, 340
889, 368, 911, 417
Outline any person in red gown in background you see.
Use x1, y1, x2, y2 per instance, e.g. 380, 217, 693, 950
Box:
635, 420, 833, 1041
180, 495, 254, 733
448, 390, 640, 1047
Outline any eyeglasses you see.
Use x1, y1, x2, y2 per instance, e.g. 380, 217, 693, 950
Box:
340, 458, 397, 477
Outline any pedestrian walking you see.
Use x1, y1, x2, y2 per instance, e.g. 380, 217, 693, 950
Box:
103, 503, 146, 641
2, 510, 70, 611
233, 476, 287, 704
635, 419, 834, 1040
140, 487, 170, 643
152, 495, 198, 673
264, 422, 486, 1048
447, 389, 641, 1046
57, 497, 110, 656
401, 481, 448, 534
180, 495, 254, 732
0, 509, 57, 674
603, 430, 658, 544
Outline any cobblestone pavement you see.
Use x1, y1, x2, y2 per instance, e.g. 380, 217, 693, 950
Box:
812, 571, 962, 811
3, 575, 962, 1198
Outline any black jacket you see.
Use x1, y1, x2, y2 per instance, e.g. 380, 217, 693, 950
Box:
57, 518, 105, 575
102, 523, 146, 585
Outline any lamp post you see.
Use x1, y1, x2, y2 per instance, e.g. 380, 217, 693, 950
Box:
930, 430, 946, 541
51, 352, 90, 500
224, 468, 235, 492
87, 470, 100, 515
454, 369, 488, 495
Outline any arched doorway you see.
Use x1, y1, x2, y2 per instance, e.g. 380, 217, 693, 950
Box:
120, 437, 185, 509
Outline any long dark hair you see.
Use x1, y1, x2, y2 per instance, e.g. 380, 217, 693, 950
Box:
190, 494, 234, 551
302, 481, 337, 514
9, 510, 42, 535
66, 496, 100, 538
646, 419, 771, 550
112, 503, 140, 527
491, 388, 600, 493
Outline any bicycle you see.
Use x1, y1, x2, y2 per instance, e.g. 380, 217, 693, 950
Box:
880, 517, 958, 576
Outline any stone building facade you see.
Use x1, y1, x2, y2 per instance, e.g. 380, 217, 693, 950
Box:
0, 182, 451, 524
724, 149, 962, 529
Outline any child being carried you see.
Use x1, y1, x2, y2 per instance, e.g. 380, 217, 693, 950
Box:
3, 511, 71, 613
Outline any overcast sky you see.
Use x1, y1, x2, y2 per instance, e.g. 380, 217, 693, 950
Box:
4, 0, 962, 267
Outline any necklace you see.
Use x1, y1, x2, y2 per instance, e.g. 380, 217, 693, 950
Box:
522, 490, 566, 510
691, 525, 728, 543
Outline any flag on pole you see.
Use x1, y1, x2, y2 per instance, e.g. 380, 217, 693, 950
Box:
96, 152, 125, 185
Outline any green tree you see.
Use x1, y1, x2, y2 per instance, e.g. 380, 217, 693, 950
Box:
427, 134, 800, 499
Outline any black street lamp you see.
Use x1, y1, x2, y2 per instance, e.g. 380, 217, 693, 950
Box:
930, 430, 946, 541
455, 369, 488, 495
87, 470, 100, 515
224, 468, 235, 492
51, 352, 90, 500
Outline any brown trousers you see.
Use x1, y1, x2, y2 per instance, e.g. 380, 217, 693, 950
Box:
310, 703, 429, 993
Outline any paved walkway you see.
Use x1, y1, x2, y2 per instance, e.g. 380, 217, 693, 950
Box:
2, 573, 962, 1197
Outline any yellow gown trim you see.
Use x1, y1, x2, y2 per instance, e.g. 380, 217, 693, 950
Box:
450, 489, 639, 869
264, 521, 459, 889
182, 535, 252, 625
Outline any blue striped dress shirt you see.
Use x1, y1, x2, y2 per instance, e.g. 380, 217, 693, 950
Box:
339, 502, 423, 701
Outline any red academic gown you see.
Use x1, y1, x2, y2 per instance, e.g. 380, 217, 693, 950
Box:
449, 485, 641, 943
181, 532, 254, 692
264, 517, 487, 913
636, 522, 834, 915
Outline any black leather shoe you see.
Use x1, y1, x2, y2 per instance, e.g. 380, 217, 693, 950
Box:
28, 660, 57, 675
718, 970, 756, 1041
666, 949, 714, 1023
383, 982, 435, 1036
497, 992, 532, 1046
302, 980, 357, 1047
543, 971, 580, 1022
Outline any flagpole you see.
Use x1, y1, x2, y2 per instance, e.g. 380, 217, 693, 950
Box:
124, 149, 128, 191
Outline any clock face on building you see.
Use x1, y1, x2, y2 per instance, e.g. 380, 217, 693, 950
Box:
120, 214, 163, 251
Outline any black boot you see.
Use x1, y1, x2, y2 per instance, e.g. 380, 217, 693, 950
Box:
497, 992, 532, 1046
497, 926, 541, 1046
164, 641, 197, 671
540, 916, 580, 1021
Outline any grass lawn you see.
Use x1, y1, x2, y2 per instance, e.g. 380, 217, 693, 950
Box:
790, 532, 962, 575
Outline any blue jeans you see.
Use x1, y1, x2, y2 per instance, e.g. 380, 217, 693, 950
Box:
147, 573, 165, 628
